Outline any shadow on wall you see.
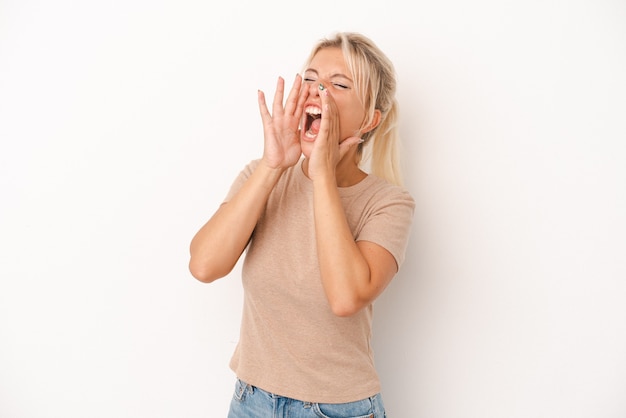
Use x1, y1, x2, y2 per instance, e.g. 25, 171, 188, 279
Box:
371, 87, 436, 416
372, 221, 431, 415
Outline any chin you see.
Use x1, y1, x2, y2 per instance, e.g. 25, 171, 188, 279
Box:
300, 138, 314, 158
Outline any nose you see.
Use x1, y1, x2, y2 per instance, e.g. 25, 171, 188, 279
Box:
308, 81, 321, 96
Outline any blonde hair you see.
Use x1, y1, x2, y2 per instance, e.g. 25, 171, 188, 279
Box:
304, 32, 403, 186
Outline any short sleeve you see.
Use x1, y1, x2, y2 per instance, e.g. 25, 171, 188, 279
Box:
356, 188, 415, 269
223, 159, 261, 203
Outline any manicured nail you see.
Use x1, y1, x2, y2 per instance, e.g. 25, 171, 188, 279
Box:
318, 83, 325, 91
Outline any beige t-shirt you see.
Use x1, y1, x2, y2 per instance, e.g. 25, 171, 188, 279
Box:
225, 158, 414, 403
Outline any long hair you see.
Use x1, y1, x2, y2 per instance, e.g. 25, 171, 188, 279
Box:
304, 32, 403, 186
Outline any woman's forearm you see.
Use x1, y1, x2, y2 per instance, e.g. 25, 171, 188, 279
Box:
313, 176, 372, 316
189, 163, 284, 283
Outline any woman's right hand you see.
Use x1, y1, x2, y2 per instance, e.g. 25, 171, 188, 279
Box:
258, 75, 308, 170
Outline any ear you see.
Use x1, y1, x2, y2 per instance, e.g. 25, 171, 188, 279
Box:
361, 109, 382, 134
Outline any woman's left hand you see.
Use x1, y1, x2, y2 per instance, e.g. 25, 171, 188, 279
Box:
308, 84, 362, 182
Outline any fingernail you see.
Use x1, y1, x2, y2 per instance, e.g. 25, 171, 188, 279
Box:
318, 83, 325, 91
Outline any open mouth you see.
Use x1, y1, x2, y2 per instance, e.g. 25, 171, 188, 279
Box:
304, 106, 322, 138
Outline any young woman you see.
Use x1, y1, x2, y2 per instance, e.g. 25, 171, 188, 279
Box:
189, 32, 414, 418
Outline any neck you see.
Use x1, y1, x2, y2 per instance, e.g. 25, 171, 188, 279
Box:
302, 156, 367, 187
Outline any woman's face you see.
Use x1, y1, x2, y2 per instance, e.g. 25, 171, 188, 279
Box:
300, 47, 370, 151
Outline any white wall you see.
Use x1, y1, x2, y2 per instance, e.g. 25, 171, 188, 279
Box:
1, 0, 624, 417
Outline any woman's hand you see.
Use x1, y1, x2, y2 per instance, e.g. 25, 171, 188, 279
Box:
308, 84, 362, 181
258, 75, 307, 170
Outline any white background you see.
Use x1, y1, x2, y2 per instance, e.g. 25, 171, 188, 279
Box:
1, 0, 625, 417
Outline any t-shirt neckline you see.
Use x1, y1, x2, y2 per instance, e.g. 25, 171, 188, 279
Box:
296, 158, 375, 197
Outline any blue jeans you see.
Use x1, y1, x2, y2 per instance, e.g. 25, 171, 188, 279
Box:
227, 378, 387, 418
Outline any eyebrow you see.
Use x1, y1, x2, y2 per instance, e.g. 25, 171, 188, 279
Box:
303, 68, 353, 82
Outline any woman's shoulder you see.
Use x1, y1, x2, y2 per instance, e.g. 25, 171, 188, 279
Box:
362, 174, 415, 206
238, 158, 302, 176
239, 158, 261, 175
